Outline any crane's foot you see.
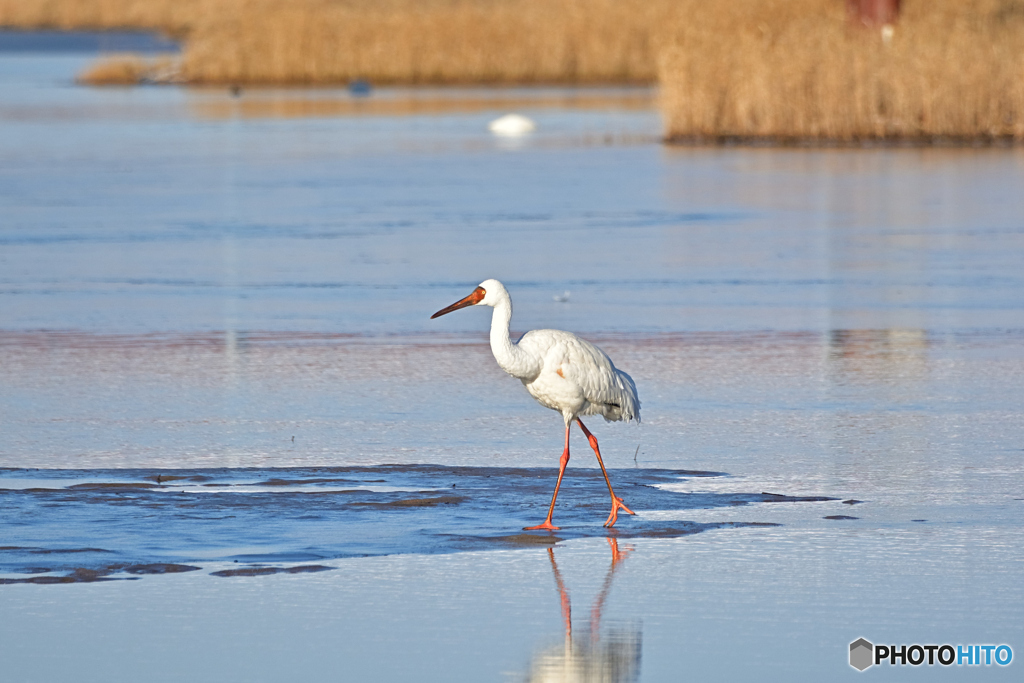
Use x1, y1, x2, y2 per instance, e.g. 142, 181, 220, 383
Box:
603, 497, 636, 528
524, 520, 560, 531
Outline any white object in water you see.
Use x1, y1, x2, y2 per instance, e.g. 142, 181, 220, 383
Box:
488, 113, 536, 137
553, 291, 571, 303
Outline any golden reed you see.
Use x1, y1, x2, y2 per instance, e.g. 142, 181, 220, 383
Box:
0, 0, 677, 85
0, 0, 207, 35
182, 0, 677, 85
660, 0, 1024, 143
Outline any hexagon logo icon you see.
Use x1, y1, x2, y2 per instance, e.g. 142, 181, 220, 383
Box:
850, 638, 874, 671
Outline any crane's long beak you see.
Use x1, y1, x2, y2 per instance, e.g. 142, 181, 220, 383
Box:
431, 286, 486, 319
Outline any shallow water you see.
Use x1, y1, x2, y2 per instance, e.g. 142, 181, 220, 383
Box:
1, 51, 1023, 681
2, 464, 846, 578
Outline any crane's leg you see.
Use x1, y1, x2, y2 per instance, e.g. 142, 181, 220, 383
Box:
524, 422, 572, 531
576, 418, 636, 527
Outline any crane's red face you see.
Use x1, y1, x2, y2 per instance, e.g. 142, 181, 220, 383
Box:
431, 286, 486, 318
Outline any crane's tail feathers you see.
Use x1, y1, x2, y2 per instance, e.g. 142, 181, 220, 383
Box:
602, 368, 640, 423
619, 368, 640, 423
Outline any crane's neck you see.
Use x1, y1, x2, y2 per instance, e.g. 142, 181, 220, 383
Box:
489, 296, 539, 381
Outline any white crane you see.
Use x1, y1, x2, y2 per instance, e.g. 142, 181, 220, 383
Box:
431, 279, 640, 529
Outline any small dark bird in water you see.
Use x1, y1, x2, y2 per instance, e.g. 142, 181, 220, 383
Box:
348, 79, 372, 97
230, 84, 242, 97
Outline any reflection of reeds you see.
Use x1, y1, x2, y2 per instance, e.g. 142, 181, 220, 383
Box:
187, 88, 653, 120
660, 0, 1024, 143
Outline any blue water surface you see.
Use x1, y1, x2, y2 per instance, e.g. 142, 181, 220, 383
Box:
1, 51, 1023, 682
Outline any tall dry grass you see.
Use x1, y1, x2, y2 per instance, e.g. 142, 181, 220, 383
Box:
1, 0, 679, 85
183, 0, 678, 85
660, 0, 1024, 142
0, 0, 215, 36
6, 0, 1024, 141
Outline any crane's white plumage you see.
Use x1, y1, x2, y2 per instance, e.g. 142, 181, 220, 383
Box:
431, 278, 640, 529
516, 328, 639, 424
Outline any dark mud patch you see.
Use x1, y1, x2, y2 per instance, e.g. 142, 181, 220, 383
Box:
299, 489, 377, 496
350, 495, 467, 508
758, 492, 837, 503
211, 564, 335, 577
0, 575, 123, 585
0, 562, 201, 584
620, 521, 781, 539
392, 495, 466, 507
3, 569, 119, 584
492, 533, 563, 545
66, 568, 128, 581
257, 478, 357, 486
30, 547, 113, 555
824, 515, 859, 520
67, 482, 155, 491
124, 563, 201, 575
625, 524, 707, 538
143, 475, 195, 484
912, 519, 928, 522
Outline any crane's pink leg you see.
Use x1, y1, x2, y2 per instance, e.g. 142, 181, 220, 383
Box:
576, 419, 636, 527
524, 422, 572, 530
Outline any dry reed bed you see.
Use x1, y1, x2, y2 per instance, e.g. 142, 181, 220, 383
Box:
0, 0, 212, 35
181, 0, 668, 85
5, 0, 1024, 142
660, 0, 1024, 142
1, 0, 678, 85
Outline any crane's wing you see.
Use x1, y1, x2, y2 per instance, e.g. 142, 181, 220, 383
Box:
520, 330, 640, 423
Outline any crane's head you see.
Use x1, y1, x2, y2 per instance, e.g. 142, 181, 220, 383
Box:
430, 279, 506, 318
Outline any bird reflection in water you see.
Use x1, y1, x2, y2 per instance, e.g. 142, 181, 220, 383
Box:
523, 538, 641, 683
